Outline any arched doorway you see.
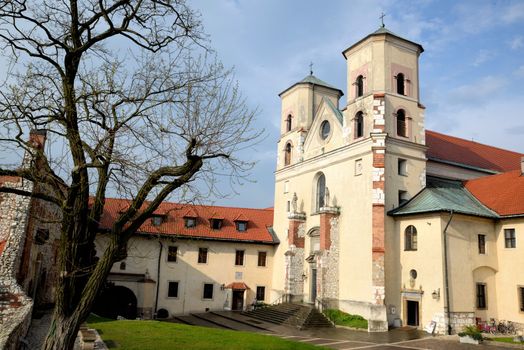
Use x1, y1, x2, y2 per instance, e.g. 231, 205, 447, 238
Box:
93, 285, 137, 320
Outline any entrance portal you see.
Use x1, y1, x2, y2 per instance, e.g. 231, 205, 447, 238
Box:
406, 300, 419, 326
93, 285, 137, 319
232, 290, 244, 311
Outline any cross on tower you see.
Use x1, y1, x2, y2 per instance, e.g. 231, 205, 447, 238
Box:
309, 62, 313, 75
380, 12, 386, 27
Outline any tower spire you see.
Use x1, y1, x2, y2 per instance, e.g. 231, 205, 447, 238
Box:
309, 62, 313, 76
379, 12, 386, 28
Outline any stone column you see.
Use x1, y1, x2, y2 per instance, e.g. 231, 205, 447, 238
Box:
369, 131, 388, 332
319, 207, 338, 250
286, 212, 306, 302
287, 212, 305, 248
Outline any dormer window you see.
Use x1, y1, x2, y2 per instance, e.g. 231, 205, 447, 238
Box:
235, 221, 248, 232
210, 218, 223, 230
151, 215, 165, 226
184, 217, 197, 228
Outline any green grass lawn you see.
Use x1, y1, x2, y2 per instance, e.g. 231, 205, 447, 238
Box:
488, 337, 524, 345
323, 309, 368, 329
87, 315, 323, 349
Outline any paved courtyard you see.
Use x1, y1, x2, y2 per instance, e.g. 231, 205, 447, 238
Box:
182, 311, 523, 350
271, 334, 522, 349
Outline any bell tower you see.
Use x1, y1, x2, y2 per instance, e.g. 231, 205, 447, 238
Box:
276, 73, 343, 170
342, 26, 425, 145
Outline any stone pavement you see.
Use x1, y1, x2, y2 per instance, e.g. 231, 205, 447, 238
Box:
198, 311, 522, 349
269, 333, 523, 349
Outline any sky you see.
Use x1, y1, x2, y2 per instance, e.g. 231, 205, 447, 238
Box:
190, 0, 524, 208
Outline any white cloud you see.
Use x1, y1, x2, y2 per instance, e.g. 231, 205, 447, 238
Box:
449, 76, 507, 105
502, 2, 524, 23
472, 49, 495, 67
515, 65, 524, 78
510, 36, 524, 50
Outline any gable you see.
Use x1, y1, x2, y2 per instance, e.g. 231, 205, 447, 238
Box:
302, 98, 344, 157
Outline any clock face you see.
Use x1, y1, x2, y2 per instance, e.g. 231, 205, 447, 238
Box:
320, 120, 330, 140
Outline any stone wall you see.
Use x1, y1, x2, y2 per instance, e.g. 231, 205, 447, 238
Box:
0, 178, 35, 349
431, 311, 476, 335
320, 216, 339, 300
287, 246, 305, 300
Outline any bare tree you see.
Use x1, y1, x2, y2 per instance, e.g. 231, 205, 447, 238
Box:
0, 1, 260, 349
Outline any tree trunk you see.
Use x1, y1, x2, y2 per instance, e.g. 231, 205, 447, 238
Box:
42, 237, 120, 349
42, 314, 81, 350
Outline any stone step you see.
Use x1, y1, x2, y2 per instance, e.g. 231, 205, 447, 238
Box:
191, 312, 264, 332
173, 315, 224, 329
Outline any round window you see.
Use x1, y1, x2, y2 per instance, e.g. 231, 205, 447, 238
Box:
320, 120, 330, 140
410, 269, 417, 279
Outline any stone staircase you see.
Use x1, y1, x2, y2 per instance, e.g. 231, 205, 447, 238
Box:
242, 302, 333, 330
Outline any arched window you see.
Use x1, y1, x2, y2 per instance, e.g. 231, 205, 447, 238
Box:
356, 75, 364, 97
355, 111, 364, 139
396, 73, 405, 95
316, 173, 326, 211
405, 225, 417, 251
396, 109, 407, 137
284, 142, 292, 166
286, 114, 292, 132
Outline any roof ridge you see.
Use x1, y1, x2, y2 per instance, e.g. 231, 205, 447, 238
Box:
104, 197, 273, 212
426, 130, 523, 155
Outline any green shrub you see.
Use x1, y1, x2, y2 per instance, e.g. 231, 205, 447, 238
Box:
324, 309, 368, 329
458, 325, 483, 341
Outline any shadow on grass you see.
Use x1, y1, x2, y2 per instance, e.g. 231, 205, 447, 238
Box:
87, 313, 115, 323
103, 339, 118, 348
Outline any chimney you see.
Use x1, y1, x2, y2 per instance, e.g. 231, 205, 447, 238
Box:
29, 129, 47, 150
22, 129, 47, 168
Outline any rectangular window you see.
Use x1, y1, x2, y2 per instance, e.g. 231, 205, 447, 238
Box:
168, 281, 179, 298
287, 200, 290, 213
185, 217, 197, 228
478, 234, 486, 254
398, 190, 409, 206
235, 250, 244, 266
167, 246, 178, 262
198, 248, 208, 264
398, 158, 407, 176
236, 221, 247, 232
210, 219, 222, 230
258, 251, 267, 267
284, 180, 289, 193
505, 229, 516, 248
476, 283, 487, 309
355, 159, 363, 176
203, 283, 213, 299
151, 215, 164, 226
256, 286, 266, 301
520, 287, 524, 312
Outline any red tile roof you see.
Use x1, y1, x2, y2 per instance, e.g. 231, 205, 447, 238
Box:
100, 198, 276, 244
225, 282, 250, 290
465, 170, 524, 216
426, 130, 524, 173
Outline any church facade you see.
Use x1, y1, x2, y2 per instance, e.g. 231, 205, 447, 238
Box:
270, 27, 524, 333
2, 28, 524, 347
